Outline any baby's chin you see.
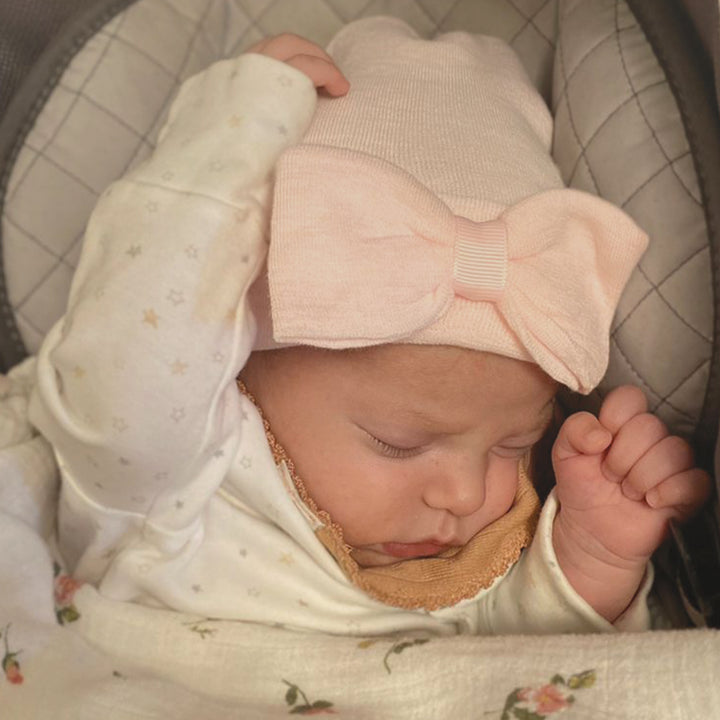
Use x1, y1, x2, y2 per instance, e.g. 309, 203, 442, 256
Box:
350, 542, 452, 567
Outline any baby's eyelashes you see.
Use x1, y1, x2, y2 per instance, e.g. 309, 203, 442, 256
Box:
361, 424, 543, 462
367, 433, 423, 460
367, 435, 536, 462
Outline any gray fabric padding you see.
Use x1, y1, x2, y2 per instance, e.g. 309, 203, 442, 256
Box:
681, 0, 716, 64
0, 0, 100, 117
681, 0, 720, 109
627, 0, 720, 469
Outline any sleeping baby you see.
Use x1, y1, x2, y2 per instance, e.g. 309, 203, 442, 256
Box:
29, 17, 710, 636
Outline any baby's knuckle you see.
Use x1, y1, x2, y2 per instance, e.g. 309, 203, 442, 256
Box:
622, 384, 646, 401
630, 412, 666, 439
275, 32, 307, 46
609, 384, 646, 409
295, 53, 325, 65
663, 434, 694, 461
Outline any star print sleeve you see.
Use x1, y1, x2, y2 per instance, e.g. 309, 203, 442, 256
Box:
28, 54, 317, 573
475, 490, 653, 633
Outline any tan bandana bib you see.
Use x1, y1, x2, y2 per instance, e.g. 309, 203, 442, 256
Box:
238, 380, 540, 611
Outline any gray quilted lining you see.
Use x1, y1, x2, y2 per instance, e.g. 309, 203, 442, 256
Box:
624, 0, 720, 465
553, 0, 714, 447
0, 0, 137, 370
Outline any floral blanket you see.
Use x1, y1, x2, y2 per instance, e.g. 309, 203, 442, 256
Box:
2, 358, 719, 719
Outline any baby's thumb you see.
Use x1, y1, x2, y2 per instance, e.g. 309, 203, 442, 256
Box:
552, 411, 613, 464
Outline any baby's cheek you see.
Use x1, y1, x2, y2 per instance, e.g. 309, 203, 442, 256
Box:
299, 453, 397, 525
486, 460, 522, 519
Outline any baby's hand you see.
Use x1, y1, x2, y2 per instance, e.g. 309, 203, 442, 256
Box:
551, 385, 711, 620
247, 34, 350, 96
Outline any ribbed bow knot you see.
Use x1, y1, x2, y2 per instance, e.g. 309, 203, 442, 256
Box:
453, 217, 507, 303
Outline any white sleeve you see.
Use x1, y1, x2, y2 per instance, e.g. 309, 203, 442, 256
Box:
477, 490, 653, 634
29, 54, 316, 538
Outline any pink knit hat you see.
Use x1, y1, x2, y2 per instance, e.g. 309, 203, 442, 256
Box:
253, 16, 648, 393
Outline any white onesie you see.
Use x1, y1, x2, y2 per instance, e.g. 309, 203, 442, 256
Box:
29, 50, 651, 636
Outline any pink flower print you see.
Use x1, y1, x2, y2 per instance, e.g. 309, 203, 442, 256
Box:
53, 563, 83, 624
54, 574, 82, 606
2, 624, 24, 685
516, 683, 572, 715
500, 670, 595, 719
4, 657, 23, 685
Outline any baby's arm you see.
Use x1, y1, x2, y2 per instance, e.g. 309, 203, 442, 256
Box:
551, 386, 711, 622
30, 37, 345, 542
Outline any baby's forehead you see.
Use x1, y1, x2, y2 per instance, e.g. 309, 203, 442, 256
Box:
281, 343, 481, 378
339, 344, 548, 384
331, 344, 556, 431
284, 343, 556, 407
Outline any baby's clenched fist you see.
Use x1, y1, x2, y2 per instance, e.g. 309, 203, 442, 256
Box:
550, 385, 710, 621
554, 385, 709, 525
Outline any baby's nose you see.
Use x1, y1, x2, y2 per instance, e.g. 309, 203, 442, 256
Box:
423, 457, 486, 517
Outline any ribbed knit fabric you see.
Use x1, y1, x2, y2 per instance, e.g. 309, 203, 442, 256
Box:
305, 16, 561, 213
258, 16, 649, 393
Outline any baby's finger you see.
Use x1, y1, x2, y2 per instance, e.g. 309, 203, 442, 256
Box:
246, 36, 271, 54
248, 33, 334, 64
645, 468, 712, 521
552, 411, 612, 463
598, 385, 648, 436
621, 434, 695, 501
600, 412, 668, 484
285, 54, 350, 95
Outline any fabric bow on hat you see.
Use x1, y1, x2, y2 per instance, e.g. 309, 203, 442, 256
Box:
268, 145, 648, 393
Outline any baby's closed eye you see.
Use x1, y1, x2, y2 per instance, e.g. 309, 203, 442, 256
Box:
366, 432, 424, 459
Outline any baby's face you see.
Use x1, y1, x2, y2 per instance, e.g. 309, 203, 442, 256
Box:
242, 344, 557, 568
